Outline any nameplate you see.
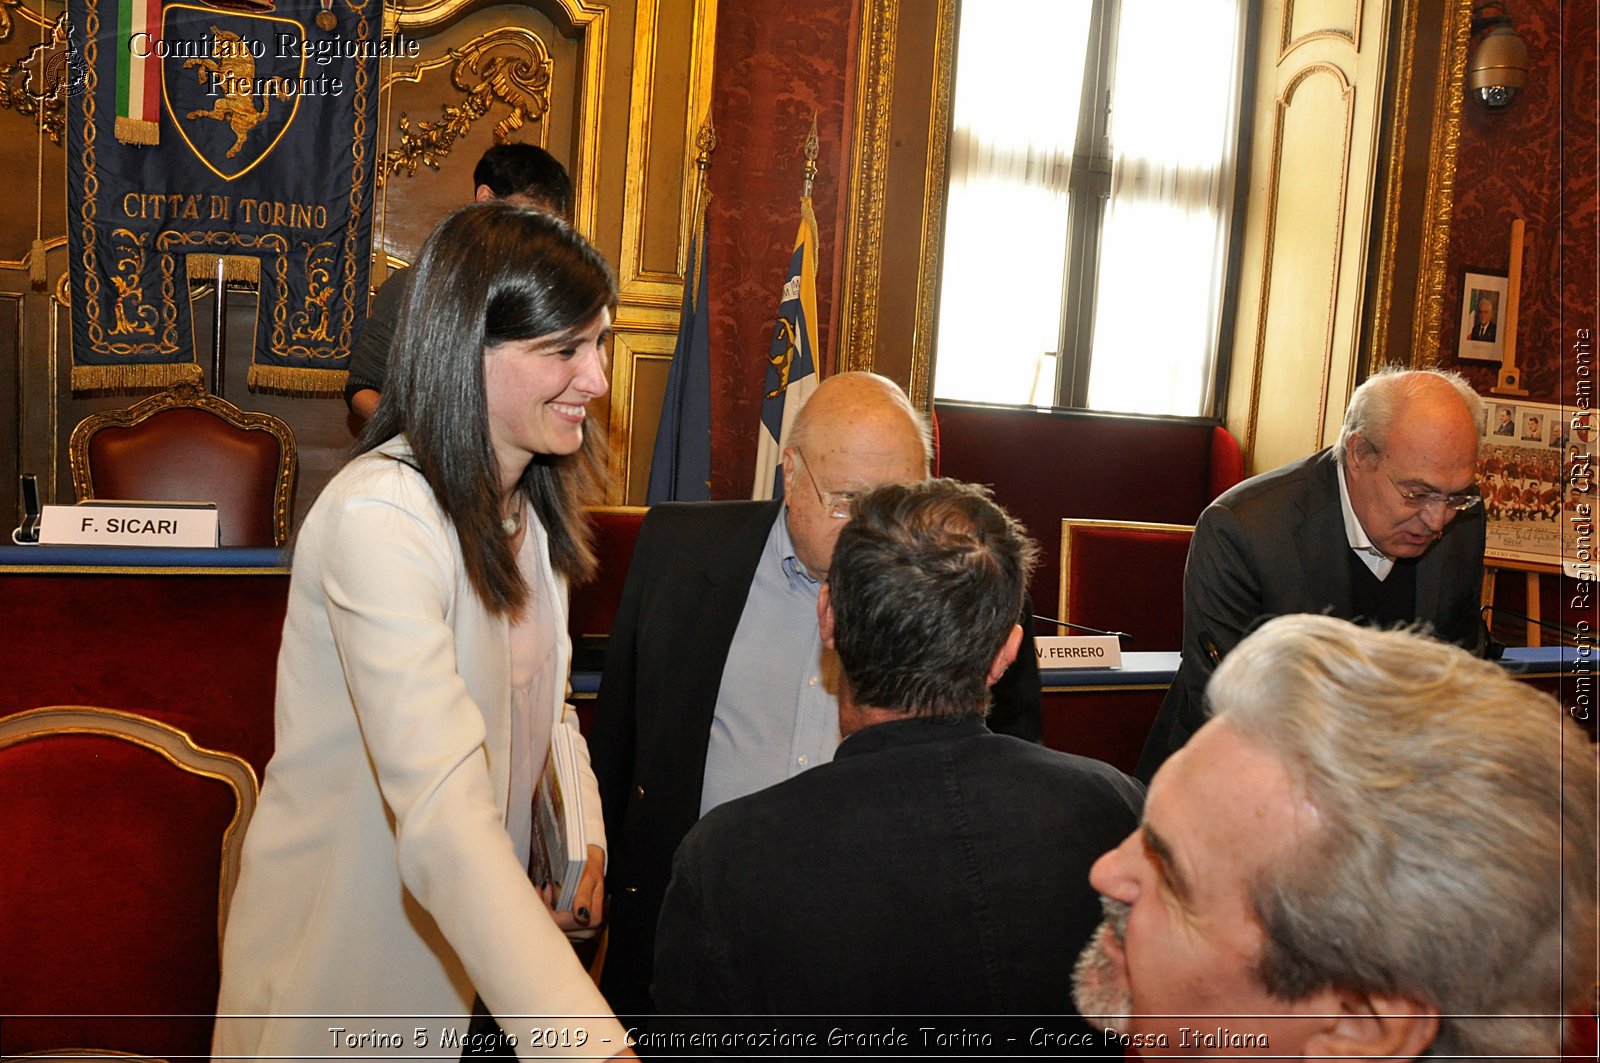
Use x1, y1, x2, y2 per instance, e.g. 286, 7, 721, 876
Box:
1035, 635, 1122, 669
40, 502, 220, 548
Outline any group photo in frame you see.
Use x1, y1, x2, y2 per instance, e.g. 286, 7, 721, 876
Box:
1457, 269, 1510, 363
1477, 397, 1595, 572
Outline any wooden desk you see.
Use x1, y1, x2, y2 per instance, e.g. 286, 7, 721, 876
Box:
1, 545, 287, 777
9, 548, 1589, 783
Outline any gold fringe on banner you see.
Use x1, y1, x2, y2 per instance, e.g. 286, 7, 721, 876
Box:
71, 362, 202, 390
248, 364, 349, 395
113, 116, 160, 146
187, 254, 261, 284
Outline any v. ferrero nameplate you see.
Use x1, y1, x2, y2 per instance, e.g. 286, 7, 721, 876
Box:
1034, 635, 1122, 669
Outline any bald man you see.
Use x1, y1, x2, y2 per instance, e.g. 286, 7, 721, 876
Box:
1136, 368, 1489, 780
588, 373, 1043, 1018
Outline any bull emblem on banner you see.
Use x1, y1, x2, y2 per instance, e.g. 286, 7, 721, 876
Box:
161, 4, 303, 180
182, 26, 288, 159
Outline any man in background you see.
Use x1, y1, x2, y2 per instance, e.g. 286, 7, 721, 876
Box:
652, 479, 1141, 1038
1076, 613, 1596, 1062
344, 143, 574, 420
588, 372, 1043, 1019
1137, 368, 1487, 779
1470, 294, 1498, 342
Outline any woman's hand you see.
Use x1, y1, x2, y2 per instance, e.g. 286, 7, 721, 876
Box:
544, 844, 606, 940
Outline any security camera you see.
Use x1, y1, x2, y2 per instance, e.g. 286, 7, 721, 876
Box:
1467, 21, 1527, 111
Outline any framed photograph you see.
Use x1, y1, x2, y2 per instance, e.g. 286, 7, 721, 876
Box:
1477, 397, 1596, 574
1457, 269, 1509, 362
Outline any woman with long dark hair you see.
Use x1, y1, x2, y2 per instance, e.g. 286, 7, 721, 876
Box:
215, 204, 632, 1059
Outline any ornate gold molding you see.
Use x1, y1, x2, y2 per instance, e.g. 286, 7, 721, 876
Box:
0, 12, 79, 145
1368, 0, 1418, 371
1, 0, 53, 39
379, 27, 553, 182
838, 0, 898, 378
616, 0, 716, 312
375, 0, 607, 239
387, 0, 598, 35
1279, 0, 1363, 59
906, 0, 956, 410
1412, 0, 1470, 366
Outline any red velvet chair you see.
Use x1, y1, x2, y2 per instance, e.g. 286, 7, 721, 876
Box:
69, 383, 297, 547
0, 706, 258, 1060
1043, 520, 1193, 773
566, 506, 648, 733
1058, 518, 1194, 651
567, 505, 650, 649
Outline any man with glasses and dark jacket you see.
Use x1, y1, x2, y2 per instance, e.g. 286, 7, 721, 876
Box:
1136, 368, 1488, 781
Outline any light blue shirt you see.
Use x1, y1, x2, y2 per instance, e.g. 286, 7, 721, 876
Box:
699, 508, 841, 816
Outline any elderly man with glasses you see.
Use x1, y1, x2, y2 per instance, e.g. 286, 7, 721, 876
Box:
588, 372, 1043, 1020
1137, 367, 1488, 781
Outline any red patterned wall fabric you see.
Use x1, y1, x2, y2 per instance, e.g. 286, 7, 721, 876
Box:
704, 0, 856, 497
1442, 0, 1597, 406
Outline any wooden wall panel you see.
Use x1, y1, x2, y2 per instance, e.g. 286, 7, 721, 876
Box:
1249, 65, 1353, 468
1225, 0, 1397, 474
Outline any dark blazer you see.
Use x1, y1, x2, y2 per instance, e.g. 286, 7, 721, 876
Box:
587, 500, 1043, 1019
650, 716, 1143, 1050
1135, 449, 1487, 780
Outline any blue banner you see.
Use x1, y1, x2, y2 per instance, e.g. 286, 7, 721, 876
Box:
647, 211, 713, 504
67, 0, 382, 392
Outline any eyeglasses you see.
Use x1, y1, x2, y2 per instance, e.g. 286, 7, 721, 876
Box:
1371, 446, 1482, 512
793, 448, 856, 520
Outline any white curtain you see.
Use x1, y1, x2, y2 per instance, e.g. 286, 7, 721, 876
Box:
932, 2, 1091, 406
1085, 0, 1245, 415
934, 0, 1245, 417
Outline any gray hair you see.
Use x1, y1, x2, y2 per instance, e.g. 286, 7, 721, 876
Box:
1206, 614, 1597, 1061
1336, 367, 1483, 466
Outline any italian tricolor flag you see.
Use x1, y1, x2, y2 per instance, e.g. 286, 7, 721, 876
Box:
114, 0, 161, 145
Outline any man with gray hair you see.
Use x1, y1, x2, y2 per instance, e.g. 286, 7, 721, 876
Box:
1075, 613, 1597, 1061
651, 479, 1141, 1036
1138, 367, 1487, 779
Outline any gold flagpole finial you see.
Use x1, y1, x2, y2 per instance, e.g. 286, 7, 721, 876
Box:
802, 112, 819, 199
694, 120, 718, 174
685, 118, 717, 278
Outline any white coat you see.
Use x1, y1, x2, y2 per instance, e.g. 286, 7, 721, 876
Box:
213, 438, 628, 1061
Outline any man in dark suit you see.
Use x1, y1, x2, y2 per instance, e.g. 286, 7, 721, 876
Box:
1469, 295, 1498, 342
648, 479, 1141, 1045
1135, 368, 1487, 781
588, 372, 1043, 1020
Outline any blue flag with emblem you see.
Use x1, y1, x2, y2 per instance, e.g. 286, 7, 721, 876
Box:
751, 196, 820, 500
647, 209, 712, 503
66, 0, 381, 392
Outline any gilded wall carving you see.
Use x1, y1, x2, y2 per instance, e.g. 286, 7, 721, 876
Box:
379, 27, 554, 181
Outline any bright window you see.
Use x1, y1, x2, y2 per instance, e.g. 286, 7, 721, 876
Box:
933, 0, 1247, 417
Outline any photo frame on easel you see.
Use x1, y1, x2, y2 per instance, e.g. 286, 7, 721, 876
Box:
1457, 268, 1509, 363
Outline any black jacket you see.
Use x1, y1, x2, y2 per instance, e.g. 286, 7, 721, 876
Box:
650, 715, 1142, 1052
587, 500, 1043, 1019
